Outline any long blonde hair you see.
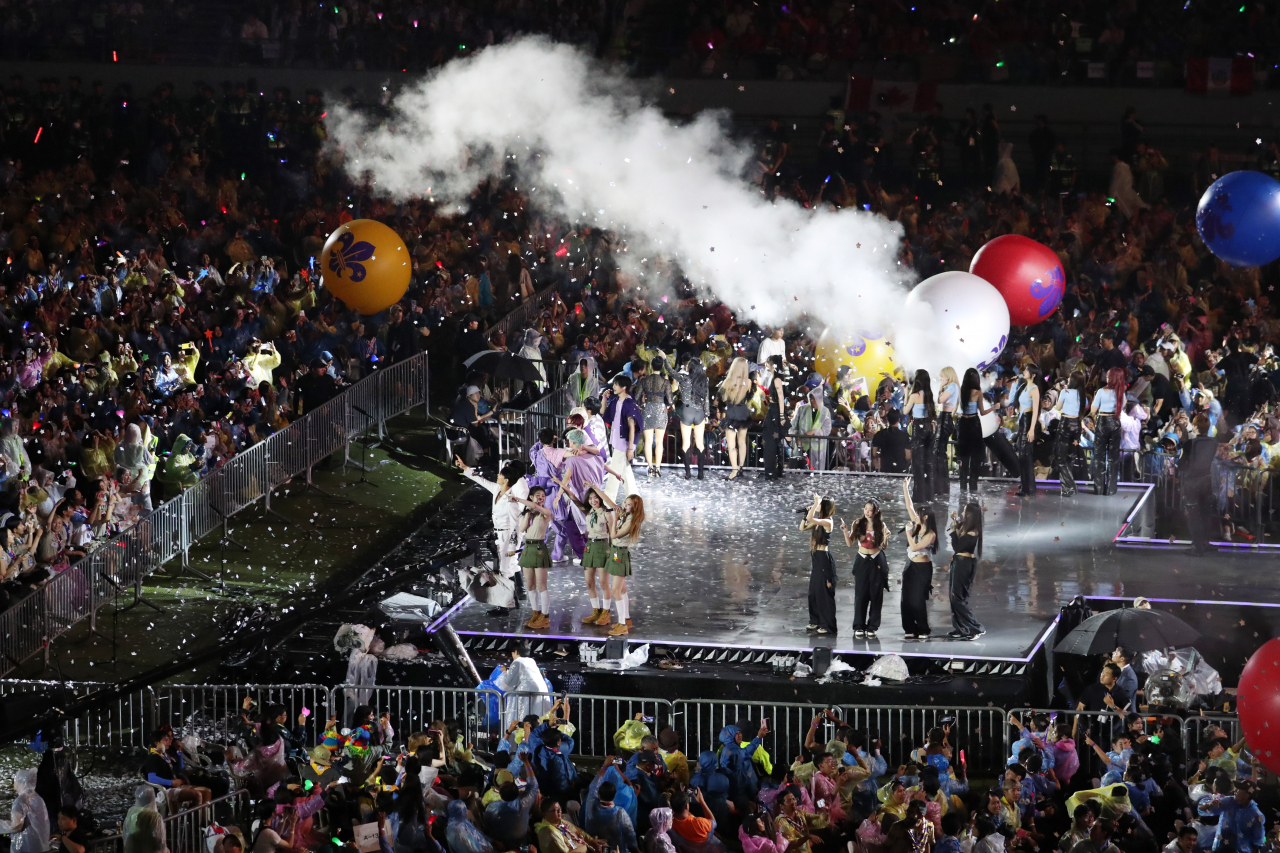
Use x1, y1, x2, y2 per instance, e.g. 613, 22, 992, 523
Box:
939, 366, 959, 387
719, 357, 752, 405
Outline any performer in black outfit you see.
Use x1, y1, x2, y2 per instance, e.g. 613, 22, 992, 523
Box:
933, 367, 961, 498
947, 501, 985, 640
906, 369, 936, 498
900, 479, 937, 639
1180, 413, 1219, 554
955, 368, 994, 493
801, 493, 837, 634
841, 499, 889, 639
762, 356, 788, 480
1053, 372, 1086, 496
1010, 363, 1042, 498
675, 353, 710, 480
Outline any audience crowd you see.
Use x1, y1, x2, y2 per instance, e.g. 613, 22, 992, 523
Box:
23, 677, 1277, 853
6, 0, 1280, 87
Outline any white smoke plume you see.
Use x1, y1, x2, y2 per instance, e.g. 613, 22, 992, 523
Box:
329, 37, 915, 343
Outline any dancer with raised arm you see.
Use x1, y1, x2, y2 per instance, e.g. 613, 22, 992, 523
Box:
800, 493, 837, 635
510, 487, 555, 629
900, 479, 938, 639
555, 470, 615, 627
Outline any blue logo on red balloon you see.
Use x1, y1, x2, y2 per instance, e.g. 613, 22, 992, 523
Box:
843, 329, 882, 358
1029, 266, 1065, 320
328, 232, 376, 282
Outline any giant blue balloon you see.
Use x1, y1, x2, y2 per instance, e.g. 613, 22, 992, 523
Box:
1195, 171, 1280, 267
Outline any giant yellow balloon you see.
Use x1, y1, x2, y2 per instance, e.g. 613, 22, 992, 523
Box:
814, 328, 898, 393
319, 219, 411, 315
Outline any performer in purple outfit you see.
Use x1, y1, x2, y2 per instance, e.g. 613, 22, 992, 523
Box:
529, 427, 574, 562
541, 427, 607, 561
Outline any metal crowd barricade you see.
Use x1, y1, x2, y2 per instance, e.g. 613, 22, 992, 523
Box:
487, 287, 560, 347
841, 705, 1010, 776
331, 684, 505, 753
151, 684, 332, 747
1182, 714, 1243, 768
0, 353, 430, 678
673, 699, 842, 770
163, 789, 253, 853
507, 692, 676, 759
88, 789, 252, 853
0, 679, 154, 749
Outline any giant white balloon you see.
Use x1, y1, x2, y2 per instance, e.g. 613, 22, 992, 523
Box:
902, 271, 1010, 371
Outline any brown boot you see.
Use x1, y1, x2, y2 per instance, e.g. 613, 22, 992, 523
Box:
581, 608, 603, 625
592, 609, 613, 626
529, 613, 551, 629
524, 612, 542, 629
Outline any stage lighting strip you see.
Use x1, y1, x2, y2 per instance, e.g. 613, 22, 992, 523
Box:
440, 599, 1061, 664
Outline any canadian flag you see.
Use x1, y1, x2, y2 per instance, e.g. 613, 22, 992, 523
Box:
1185, 58, 1253, 95
845, 77, 938, 114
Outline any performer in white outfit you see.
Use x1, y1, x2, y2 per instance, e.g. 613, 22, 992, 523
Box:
457, 457, 530, 611
495, 640, 552, 728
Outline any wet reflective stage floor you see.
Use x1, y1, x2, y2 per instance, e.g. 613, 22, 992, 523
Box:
448, 473, 1268, 660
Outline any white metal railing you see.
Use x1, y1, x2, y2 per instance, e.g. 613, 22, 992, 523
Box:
87, 788, 252, 853
1, 680, 1247, 781
0, 353, 430, 677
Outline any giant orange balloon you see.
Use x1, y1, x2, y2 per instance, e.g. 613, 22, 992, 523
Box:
813, 328, 898, 394
319, 219, 411, 315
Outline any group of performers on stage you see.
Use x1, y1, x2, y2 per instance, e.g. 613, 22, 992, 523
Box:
801, 480, 987, 641
457, 374, 648, 637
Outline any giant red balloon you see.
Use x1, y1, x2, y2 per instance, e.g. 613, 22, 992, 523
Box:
1237, 638, 1280, 772
969, 235, 1066, 326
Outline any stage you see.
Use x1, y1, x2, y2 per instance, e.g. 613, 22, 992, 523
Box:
447, 473, 1150, 661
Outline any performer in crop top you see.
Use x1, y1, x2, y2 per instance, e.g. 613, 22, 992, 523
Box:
801, 493, 837, 635
934, 367, 960, 498
841, 499, 888, 639
906, 370, 936, 499
946, 502, 985, 640
900, 479, 937, 639
1054, 372, 1086, 497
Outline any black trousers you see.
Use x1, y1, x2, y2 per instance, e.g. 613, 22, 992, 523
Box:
1093, 415, 1121, 495
1055, 417, 1082, 496
1015, 412, 1036, 495
933, 412, 954, 497
910, 418, 934, 498
807, 550, 838, 632
852, 551, 888, 631
1184, 476, 1214, 552
763, 404, 785, 477
901, 559, 933, 636
956, 415, 984, 491
949, 555, 983, 636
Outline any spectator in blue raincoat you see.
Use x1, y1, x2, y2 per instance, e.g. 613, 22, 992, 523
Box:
718, 722, 769, 805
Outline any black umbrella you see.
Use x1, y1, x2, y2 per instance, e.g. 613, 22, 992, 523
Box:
462, 350, 545, 383
1049, 601, 1198, 653
1054, 606, 1200, 656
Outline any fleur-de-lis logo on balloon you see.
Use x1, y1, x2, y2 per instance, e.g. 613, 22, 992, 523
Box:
328, 232, 377, 282
976, 334, 1007, 371
1029, 266, 1065, 321
843, 329, 882, 358
1197, 190, 1235, 244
